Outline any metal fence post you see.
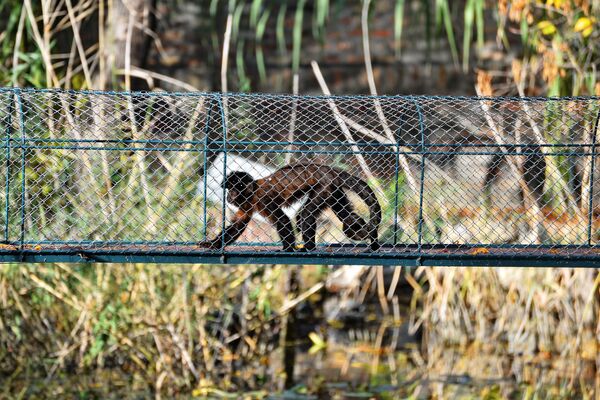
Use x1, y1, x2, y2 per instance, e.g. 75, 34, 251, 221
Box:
4, 91, 14, 243
412, 97, 426, 255
14, 88, 26, 250
392, 102, 405, 246
216, 94, 228, 253
587, 105, 600, 246
202, 96, 214, 241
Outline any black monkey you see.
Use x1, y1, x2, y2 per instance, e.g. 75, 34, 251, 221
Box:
200, 163, 382, 251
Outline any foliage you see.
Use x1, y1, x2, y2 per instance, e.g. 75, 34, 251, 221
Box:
494, 0, 600, 96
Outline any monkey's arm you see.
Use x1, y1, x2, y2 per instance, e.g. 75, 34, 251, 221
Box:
199, 209, 253, 249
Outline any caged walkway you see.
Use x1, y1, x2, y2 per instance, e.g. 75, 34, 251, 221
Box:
1, 87, 600, 266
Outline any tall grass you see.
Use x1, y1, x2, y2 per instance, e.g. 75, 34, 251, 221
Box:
1, 263, 597, 396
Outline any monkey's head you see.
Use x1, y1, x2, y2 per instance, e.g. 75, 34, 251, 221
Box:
223, 171, 257, 207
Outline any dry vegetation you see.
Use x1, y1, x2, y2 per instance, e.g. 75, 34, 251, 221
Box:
1, 263, 598, 397
0, 0, 600, 398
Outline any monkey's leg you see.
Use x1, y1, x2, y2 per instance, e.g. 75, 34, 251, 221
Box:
201, 209, 252, 249
329, 188, 368, 241
262, 206, 296, 252
298, 191, 328, 251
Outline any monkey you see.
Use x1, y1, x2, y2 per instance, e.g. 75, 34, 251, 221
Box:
200, 163, 382, 252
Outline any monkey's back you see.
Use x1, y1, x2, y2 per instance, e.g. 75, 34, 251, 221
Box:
256, 163, 343, 205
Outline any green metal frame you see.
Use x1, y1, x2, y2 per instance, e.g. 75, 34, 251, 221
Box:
1, 87, 599, 267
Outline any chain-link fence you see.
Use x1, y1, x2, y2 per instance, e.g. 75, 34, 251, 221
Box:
1, 88, 599, 265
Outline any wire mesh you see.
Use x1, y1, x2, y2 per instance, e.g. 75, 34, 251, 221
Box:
1, 87, 600, 264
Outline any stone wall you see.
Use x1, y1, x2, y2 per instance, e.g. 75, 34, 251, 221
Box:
147, 1, 511, 95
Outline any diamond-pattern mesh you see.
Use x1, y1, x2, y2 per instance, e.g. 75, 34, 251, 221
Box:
1, 88, 599, 259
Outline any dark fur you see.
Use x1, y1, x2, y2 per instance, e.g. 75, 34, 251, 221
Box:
201, 163, 382, 252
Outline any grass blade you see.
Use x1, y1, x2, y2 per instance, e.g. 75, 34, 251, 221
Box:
394, 0, 406, 58
439, 0, 459, 66
475, 0, 485, 47
276, 4, 287, 55
463, 0, 474, 72
255, 9, 270, 83
313, 0, 329, 42
292, 0, 307, 74
231, 2, 244, 43
250, 0, 263, 28
236, 39, 251, 91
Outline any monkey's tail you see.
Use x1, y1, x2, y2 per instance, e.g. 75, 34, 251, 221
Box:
336, 171, 382, 250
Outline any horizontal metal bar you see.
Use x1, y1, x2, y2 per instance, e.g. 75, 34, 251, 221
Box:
7, 143, 593, 157
16, 137, 210, 146
8, 86, 600, 102
9, 241, 597, 252
12, 241, 595, 250
0, 249, 599, 267
9, 144, 205, 152
9, 137, 597, 149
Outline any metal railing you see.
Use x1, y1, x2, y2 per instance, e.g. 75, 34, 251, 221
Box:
0, 87, 599, 266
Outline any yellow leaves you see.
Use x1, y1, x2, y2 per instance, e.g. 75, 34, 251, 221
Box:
537, 20, 557, 35
580, 338, 598, 360
508, 0, 528, 22
574, 17, 592, 32
476, 70, 493, 96
541, 0, 571, 11
470, 247, 489, 255
511, 59, 523, 85
544, 0, 563, 8
574, 16, 595, 37
498, 0, 508, 16
542, 50, 559, 84
308, 332, 326, 354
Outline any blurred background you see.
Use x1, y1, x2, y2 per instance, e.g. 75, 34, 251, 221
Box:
0, 0, 599, 398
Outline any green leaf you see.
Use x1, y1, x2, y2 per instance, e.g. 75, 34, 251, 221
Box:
316, 0, 329, 28
250, 0, 263, 28
276, 4, 288, 55
308, 332, 326, 354
462, 0, 475, 72
438, 0, 459, 66
394, 0, 406, 58
255, 9, 270, 41
435, 0, 443, 33
585, 71, 596, 95
313, 0, 329, 42
209, 0, 219, 18
520, 17, 529, 47
475, 0, 485, 47
422, 0, 432, 60
255, 10, 270, 83
548, 76, 561, 96
292, 0, 307, 74
231, 2, 244, 42
236, 39, 251, 91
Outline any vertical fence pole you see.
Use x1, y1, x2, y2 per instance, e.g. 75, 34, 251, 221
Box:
202, 97, 214, 241
216, 94, 228, 253
4, 91, 13, 243
14, 88, 26, 250
392, 102, 404, 246
587, 105, 600, 246
412, 97, 426, 255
